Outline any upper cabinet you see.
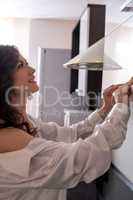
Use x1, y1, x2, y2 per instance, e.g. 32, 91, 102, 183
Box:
70, 4, 106, 110
70, 21, 80, 94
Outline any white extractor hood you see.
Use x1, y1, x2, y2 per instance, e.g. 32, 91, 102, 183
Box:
63, 38, 121, 71
64, 1, 133, 71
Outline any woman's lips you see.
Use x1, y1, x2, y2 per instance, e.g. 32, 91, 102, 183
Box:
29, 79, 36, 83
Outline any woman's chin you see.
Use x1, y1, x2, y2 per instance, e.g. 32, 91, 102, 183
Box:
29, 83, 39, 93
32, 85, 39, 93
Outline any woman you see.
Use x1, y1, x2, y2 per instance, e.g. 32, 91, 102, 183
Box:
0, 45, 131, 200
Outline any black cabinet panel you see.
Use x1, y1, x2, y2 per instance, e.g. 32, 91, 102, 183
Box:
89, 5, 106, 46
70, 21, 80, 93
87, 5, 105, 110
70, 69, 78, 94
87, 71, 103, 110
70, 5, 106, 109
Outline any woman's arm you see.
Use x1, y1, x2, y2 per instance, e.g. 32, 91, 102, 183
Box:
36, 109, 103, 142
37, 85, 121, 142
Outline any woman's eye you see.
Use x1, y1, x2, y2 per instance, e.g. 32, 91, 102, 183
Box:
17, 62, 24, 69
16, 60, 29, 70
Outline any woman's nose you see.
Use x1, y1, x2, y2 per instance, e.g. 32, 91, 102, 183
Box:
28, 66, 35, 74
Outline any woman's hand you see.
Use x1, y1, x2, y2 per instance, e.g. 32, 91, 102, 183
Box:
98, 78, 133, 119
113, 84, 130, 105
126, 77, 133, 101
101, 77, 133, 109
98, 84, 122, 119
101, 84, 122, 113
126, 77, 133, 86
113, 77, 133, 104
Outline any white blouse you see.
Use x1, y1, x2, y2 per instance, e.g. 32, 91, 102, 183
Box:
0, 103, 130, 200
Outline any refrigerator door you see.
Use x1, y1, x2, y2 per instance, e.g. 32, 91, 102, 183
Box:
38, 48, 71, 125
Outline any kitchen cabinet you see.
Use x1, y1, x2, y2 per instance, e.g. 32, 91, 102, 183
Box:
70, 4, 105, 110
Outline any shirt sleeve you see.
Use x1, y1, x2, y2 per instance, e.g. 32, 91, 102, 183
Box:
98, 103, 130, 149
36, 109, 104, 142
0, 103, 129, 190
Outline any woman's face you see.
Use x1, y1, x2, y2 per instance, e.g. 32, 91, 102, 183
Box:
12, 54, 39, 95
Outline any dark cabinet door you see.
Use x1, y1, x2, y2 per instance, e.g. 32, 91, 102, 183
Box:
70, 21, 80, 94
70, 4, 106, 110
87, 4, 105, 110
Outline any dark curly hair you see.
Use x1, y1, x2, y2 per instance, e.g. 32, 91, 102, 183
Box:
0, 45, 37, 136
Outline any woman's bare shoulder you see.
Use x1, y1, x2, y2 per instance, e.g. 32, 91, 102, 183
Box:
0, 128, 33, 153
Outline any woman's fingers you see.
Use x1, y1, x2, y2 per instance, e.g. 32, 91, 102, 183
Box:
103, 78, 133, 105
113, 84, 130, 104
103, 84, 122, 96
126, 77, 133, 86
102, 85, 119, 112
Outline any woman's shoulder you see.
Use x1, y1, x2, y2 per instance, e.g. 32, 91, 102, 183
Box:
0, 127, 33, 153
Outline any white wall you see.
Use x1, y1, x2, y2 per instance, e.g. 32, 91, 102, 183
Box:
102, 23, 133, 183
12, 19, 30, 59
27, 19, 76, 117
0, 18, 76, 70
102, 23, 133, 90
0, 18, 30, 58
29, 19, 76, 67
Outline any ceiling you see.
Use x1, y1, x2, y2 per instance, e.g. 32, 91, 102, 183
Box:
0, 0, 132, 23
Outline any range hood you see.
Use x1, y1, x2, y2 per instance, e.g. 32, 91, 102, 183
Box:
64, 2, 133, 71
63, 38, 121, 71
121, 0, 133, 12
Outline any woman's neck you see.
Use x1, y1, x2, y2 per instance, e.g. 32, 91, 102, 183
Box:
11, 95, 28, 120
18, 105, 27, 119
